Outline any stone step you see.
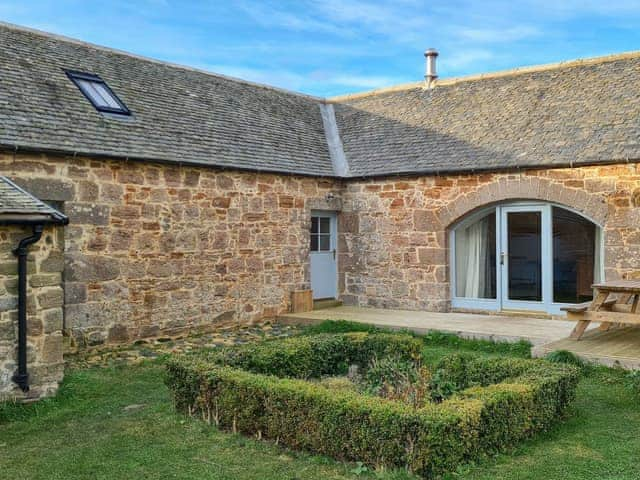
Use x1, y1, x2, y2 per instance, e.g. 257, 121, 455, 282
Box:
313, 299, 343, 310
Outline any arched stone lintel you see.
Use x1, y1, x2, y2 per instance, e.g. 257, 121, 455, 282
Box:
436, 176, 608, 229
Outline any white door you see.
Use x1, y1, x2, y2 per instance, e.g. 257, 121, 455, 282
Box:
500, 205, 551, 312
310, 211, 338, 300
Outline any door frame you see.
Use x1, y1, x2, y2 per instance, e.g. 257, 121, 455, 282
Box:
309, 210, 338, 300
450, 201, 604, 315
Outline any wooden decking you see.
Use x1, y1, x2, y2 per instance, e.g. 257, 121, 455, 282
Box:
533, 327, 640, 369
279, 305, 640, 369
278, 306, 586, 346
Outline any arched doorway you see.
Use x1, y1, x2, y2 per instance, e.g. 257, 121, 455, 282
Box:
450, 201, 603, 315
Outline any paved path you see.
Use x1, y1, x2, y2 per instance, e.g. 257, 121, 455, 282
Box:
279, 306, 590, 346
66, 324, 297, 368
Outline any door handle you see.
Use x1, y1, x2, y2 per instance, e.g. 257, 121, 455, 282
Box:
500, 252, 505, 265
332, 249, 336, 260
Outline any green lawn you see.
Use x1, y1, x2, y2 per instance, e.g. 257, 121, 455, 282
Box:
1, 335, 639, 479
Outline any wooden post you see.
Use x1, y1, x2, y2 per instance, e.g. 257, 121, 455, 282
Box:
291, 290, 313, 313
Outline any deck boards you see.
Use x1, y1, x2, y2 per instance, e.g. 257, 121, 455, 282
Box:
533, 327, 640, 368
278, 306, 640, 369
278, 306, 584, 345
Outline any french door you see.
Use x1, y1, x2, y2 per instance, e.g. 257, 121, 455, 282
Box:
451, 202, 601, 315
500, 205, 551, 312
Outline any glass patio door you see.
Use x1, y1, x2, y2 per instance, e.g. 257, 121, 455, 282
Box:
500, 205, 551, 311
451, 202, 601, 314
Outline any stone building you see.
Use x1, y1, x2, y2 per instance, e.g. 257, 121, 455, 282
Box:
1, 22, 640, 399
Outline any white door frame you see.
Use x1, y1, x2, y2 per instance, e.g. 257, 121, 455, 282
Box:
309, 210, 338, 300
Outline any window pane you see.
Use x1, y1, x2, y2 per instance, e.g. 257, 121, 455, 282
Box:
319, 235, 330, 251
319, 217, 330, 234
311, 217, 318, 234
455, 212, 496, 299
74, 77, 126, 112
553, 207, 596, 303
507, 212, 542, 302
92, 82, 122, 109
310, 234, 318, 251
77, 79, 109, 107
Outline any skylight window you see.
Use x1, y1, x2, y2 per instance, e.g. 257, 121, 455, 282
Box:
66, 71, 130, 115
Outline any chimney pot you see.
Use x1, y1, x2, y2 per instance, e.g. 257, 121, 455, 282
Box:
424, 48, 438, 88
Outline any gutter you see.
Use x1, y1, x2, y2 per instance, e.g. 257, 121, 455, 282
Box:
342, 156, 640, 181
3, 144, 638, 182
1, 144, 339, 180
2, 206, 68, 392
12, 225, 44, 392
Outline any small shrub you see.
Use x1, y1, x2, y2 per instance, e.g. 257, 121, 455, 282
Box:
429, 369, 458, 403
624, 370, 640, 397
360, 355, 431, 408
545, 350, 586, 369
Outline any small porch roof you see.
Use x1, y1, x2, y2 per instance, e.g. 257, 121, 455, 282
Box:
0, 176, 68, 225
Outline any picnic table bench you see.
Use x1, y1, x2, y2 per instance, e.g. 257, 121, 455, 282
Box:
562, 280, 640, 340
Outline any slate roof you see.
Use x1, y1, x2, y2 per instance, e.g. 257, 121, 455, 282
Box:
0, 23, 334, 177
2, 22, 640, 179
0, 176, 68, 224
331, 55, 640, 177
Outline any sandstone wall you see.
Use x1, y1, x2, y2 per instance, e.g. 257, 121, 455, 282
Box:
3, 150, 640, 392
0, 153, 341, 348
0, 224, 64, 400
339, 165, 640, 311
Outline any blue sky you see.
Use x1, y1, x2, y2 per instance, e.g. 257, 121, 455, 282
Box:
2, 1, 640, 96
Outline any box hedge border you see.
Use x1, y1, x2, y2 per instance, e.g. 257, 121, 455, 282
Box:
165, 333, 579, 478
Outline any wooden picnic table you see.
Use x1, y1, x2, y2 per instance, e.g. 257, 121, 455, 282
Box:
562, 280, 640, 340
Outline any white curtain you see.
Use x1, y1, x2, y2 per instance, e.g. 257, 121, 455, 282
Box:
456, 216, 489, 298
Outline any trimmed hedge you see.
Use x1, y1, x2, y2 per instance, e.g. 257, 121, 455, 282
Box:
200, 332, 422, 378
166, 333, 579, 478
434, 353, 580, 454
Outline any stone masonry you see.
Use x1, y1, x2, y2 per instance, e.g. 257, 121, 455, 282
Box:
2, 151, 640, 400
0, 152, 340, 350
339, 164, 640, 311
0, 224, 64, 400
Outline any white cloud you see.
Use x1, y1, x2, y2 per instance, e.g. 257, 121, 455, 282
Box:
452, 25, 540, 43
314, 73, 406, 89
235, 0, 433, 44
201, 64, 408, 94
525, 0, 640, 17
443, 49, 496, 70
234, 1, 350, 36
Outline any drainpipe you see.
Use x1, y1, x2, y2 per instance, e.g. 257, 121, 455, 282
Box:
12, 224, 44, 392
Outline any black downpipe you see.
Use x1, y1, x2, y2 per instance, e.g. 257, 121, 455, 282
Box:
12, 225, 44, 392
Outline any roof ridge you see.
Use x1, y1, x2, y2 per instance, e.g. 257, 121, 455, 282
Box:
0, 21, 323, 102
327, 50, 640, 102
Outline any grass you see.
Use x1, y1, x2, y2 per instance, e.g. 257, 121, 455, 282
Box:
1, 324, 639, 479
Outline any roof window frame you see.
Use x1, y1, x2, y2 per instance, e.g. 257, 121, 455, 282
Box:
65, 70, 131, 115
